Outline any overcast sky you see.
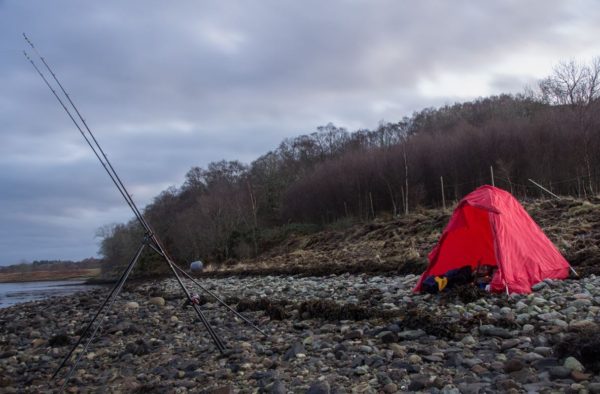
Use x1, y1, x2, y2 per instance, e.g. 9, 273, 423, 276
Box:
1, 1, 600, 265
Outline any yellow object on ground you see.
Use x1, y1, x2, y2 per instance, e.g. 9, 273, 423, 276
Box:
434, 276, 448, 291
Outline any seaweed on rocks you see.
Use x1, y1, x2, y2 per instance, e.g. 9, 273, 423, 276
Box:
397, 307, 460, 339
235, 297, 289, 320
123, 338, 152, 357
297, 300, 398, 321
554, 326, 600, 373
48, 333, 71, 347
396, 306, 497, 339
438, 284, 488, 304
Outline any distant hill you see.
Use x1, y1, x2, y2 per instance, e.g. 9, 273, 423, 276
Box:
0, 258, 102, 283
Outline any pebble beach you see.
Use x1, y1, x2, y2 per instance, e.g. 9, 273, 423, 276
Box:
1, 273, 599, 393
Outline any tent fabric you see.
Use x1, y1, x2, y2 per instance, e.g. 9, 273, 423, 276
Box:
414, 185, 570, 294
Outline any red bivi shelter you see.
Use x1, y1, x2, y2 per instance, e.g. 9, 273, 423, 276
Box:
414, 185, 571, 294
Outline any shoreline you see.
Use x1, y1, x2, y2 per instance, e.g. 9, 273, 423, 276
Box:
0, 268, 100, 284
0, 274, 598, 392
0, 277, 97, 285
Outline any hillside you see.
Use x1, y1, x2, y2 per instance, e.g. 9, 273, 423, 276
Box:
0, 259, 102, 283
196, 196, 600, 278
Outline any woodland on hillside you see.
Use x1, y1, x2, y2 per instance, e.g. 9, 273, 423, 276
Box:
98, 58, 600, 276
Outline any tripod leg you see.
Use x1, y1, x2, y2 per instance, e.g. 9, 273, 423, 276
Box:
58, 242, 146, 392
172, 263, 268, 337
52, 246, 141, 379
163, 258, 227, 353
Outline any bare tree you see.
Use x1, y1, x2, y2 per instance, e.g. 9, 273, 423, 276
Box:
539, 58, 600, 107
539, 57, 600, 193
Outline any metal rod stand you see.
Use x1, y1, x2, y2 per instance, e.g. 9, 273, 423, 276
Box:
147, 243, 267, 337
58, 239, 147, 391
177, 264, 268, 337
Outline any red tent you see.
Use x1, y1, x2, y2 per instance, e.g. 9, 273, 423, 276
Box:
414, 185, 570, 294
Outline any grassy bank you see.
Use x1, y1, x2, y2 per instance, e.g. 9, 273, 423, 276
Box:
0, 268, 101, 283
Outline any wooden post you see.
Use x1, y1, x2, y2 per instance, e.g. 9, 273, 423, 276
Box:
369, 192, 375, 219
440, 176, 446, 210
400, 186, 406, 215
490, 165, 495, 187
403, 142, 409, 215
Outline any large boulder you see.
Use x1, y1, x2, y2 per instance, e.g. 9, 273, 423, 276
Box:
190, 261, 204, 272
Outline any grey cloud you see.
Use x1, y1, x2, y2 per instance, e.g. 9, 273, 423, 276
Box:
0, 0, 599, 264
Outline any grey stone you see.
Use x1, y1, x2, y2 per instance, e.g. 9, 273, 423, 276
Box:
500, 339, 520, 350
588, 383, 600, 394
504, 359, 525, 373
148, 297, 165, 306
408, 374, 430, 391
307, 380, 330, 394
563, 356, 585, 372
344, 329, 363, 340
283, 342, 306, 361
354, 365, 368, 375
479, 325, 513, 339
549, 366, 571, 379
397, 329, 426, 340
533, 347, 552, 357
270, 380, 286, 394
378, 331, 398, 343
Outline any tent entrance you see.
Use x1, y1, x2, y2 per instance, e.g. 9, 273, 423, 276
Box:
429, 204, 498, 276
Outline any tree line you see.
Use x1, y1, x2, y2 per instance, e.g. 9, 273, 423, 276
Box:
98, 58, 600, 276
0, 258, 102, 273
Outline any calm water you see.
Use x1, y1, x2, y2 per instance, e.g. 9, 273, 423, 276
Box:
0, 280, 99, 309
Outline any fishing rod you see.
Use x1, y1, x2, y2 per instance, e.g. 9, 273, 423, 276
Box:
23, 33, 149, 232
22, 34, 262, 388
